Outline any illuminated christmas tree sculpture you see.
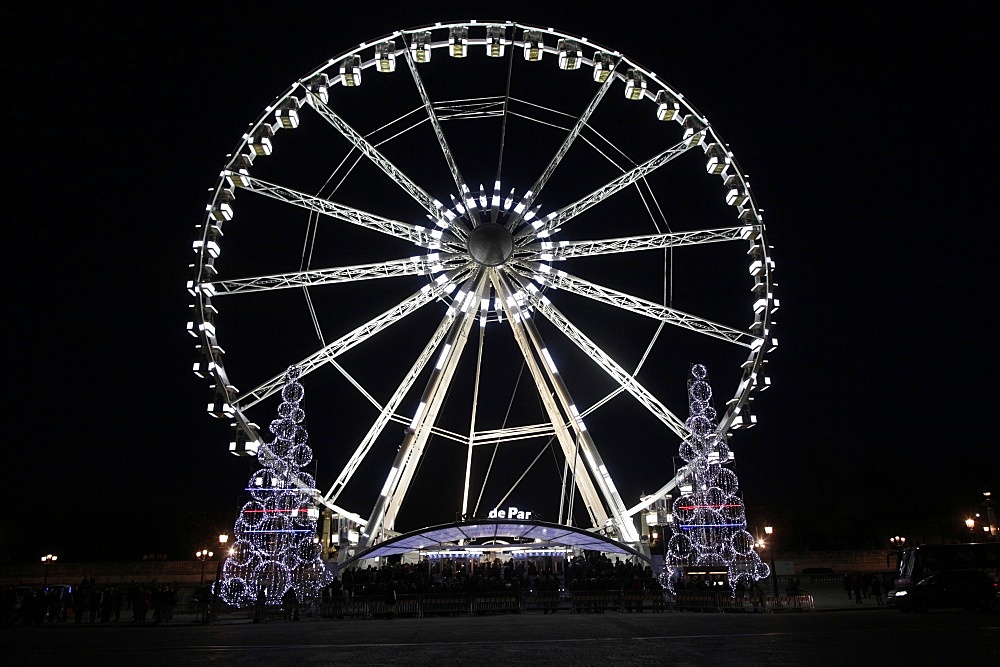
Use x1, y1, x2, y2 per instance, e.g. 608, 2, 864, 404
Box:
665, 364, 769, 595
219, 365, 329, 606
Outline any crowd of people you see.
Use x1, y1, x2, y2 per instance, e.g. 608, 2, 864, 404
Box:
317, 551, 662, 604
0, 579, 180, 627
3, 560, 896, 626
564, 551, 664, 601
842, 571, 890, 606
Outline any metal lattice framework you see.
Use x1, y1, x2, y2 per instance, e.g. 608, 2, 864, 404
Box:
189, 22, 777, 555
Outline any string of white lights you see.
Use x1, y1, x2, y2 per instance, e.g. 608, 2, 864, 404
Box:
219, 366, 330, 606
665, 364, 769, 596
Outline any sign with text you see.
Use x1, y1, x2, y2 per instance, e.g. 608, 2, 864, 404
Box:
487, 506, 533, 520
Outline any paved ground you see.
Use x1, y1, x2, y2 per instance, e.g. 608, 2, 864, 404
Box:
4, 586, 997, 665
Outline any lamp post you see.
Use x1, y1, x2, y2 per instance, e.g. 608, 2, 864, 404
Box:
41, 553, 57, 588
984, 491, 997, 540
651, 530, 666, 565
965, 518, 975, 543
889, 535, 906, 550
196, 549, 214, 584
205, 534, 230, 624
764, 526, 777, 599
214, 534, 229, 594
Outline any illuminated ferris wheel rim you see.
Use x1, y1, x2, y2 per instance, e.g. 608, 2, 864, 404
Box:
189, 20, 777, 547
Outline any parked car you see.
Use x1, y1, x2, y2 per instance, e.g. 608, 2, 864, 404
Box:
887, 569, 998, 612
43, 585, 74, 621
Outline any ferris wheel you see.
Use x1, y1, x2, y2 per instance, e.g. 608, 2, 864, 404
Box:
188, 21, 777, 551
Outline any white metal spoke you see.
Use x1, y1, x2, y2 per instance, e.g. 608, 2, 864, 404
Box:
435, 96, 505, 121
509, 61, 619, 231
379, 412, 472, 444
234, 267, 472, 411
227, 172, 461, 251
578, 320, 665, 424
402, 41, 481, 228
624, 474, 681, 518
471, 423, 557, 445
514, 131, 706, 241
205, 255, 467, 295
512, 263, 759, 348
461, 323, 485, 526
328, 358, 383, 412
305, 93, 450, 222
378, 412, 472, 445
520, 226, 756, 261
509, 273, 690, 440
324, 274, 479, 505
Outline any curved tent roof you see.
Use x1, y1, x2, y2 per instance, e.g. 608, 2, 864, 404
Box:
342, 519, 647, 568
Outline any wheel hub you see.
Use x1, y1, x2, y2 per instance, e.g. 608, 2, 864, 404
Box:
467, 223, 514, 266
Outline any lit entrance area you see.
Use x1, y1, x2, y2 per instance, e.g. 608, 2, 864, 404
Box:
340, 518, 648, 570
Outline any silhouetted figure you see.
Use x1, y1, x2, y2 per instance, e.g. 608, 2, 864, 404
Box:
852, 574, 863, 604
88, 585, 101, 623
133, 586, 150, 624
282, 587, 299, 621
384, 581, 397, 619
331, 578, 344, 619
100, 586, 114, 623
73, 583, 88, 624
871, 575, 884, 606
253, 588, 266, 624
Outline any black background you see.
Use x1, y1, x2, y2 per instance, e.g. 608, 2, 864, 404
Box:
3, 1, 994, 561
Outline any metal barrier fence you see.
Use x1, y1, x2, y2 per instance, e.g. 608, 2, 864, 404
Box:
675, 592, 814, 613
317, 590, 672, 619
570, 591, 668, 613
230, 590, 814, 621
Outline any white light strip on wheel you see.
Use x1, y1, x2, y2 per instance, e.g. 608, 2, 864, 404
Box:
570, 404, 587, 432
435, 344, 452, 370
410, 401, 426, 429
541, 348, 558, 374
462, 290, 477, 312
380, 466, 398, 497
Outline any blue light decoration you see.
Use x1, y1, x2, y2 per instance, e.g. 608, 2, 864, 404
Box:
218, 365, 330, 606
665, 364, 769, 595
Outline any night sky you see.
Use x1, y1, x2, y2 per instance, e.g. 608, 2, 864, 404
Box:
4, 2, 994, 562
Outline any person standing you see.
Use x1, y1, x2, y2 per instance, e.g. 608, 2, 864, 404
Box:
281, 587, 299, 621
384, 581, 397, 620
871, 575, 884, 606
852, 574, 863, 604
252, 588, 266, 623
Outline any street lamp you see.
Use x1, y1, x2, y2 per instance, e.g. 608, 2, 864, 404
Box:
214, 534, 229, 592
984, 491, 997, 540
651, 530, 667, 564
196, 549, 214, 584
764, 526, 777, 599
965, 518, 975, 542
889, 535, 906, 549
41, 553, 57, 588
